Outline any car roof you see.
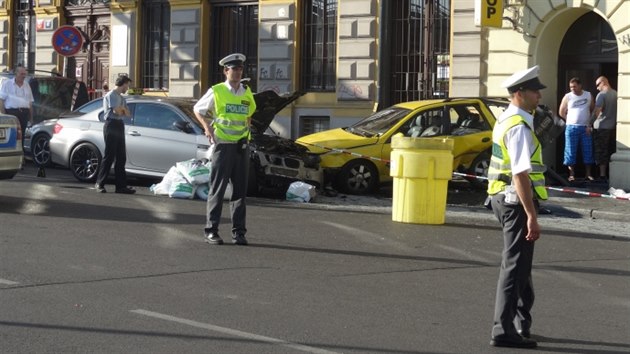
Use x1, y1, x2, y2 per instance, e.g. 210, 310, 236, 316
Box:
393, 97, 509, 110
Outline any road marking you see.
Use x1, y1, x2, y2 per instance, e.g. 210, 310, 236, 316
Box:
0, 278, 19, 285
130, 309, 340, 354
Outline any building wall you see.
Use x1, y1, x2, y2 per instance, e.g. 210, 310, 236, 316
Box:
451, 0, 630, 189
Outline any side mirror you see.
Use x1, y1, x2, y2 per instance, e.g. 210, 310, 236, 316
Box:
174, 120, 193, 133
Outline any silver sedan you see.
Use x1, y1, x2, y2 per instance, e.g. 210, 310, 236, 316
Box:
49, 96, 211, 182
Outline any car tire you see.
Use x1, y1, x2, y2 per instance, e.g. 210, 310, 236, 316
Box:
70, 142, 102, 182
467, 150, 491, 189
336, 159, 378, 195
31, 133, 51, 167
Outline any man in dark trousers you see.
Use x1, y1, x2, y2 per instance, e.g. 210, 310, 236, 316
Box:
0, 65, 34, 143
94, 75, 135, 194
193, 53, 256, 245
487, 65, 548, 349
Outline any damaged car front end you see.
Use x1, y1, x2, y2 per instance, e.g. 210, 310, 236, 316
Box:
248, 90, 323, 193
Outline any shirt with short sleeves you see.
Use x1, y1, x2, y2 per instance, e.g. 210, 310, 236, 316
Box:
0, 78, 34, 109
103, 90, 128, 120
594, 89, 617, 129
500, 104, 535, 176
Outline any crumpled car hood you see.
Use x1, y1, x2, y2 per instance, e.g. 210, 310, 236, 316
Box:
250, 90, 304, 134
296, 128, 379, 154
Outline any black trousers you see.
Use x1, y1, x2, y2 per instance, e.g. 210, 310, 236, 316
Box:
491, 194, 539, 338
6, 108, 30, 143
205, 143, 249, 236
96, 119, 127, 189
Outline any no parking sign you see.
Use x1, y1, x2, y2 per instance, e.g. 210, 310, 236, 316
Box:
52, 25, 84, 57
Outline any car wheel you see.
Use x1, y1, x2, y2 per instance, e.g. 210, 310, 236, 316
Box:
467, 151, 490, 189
31, 134, 51, 167
70, 142, 102, 182
337, 159, 378, 195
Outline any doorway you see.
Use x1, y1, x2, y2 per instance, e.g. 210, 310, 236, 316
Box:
556, 12, 618, 178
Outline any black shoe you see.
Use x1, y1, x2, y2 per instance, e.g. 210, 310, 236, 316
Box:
204, 233, 223, 245
490, 334, 537, 348
95, 183, 106, 193
232, 234, 248, 245
518, 329, 531, 338
115, 187, 136, 194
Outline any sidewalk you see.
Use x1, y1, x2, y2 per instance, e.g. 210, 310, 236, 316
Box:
302, 177, 630, 224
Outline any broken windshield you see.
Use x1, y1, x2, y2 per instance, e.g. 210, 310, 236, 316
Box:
345, 108, 411, 137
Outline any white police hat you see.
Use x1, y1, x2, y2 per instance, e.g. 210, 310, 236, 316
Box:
502, 65, 547, 93
219, 53, 246, 67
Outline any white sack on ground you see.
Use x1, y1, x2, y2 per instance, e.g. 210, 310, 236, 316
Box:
286, 181, 317, 203
176, 159, 210, 185
169, 171, 196, 199
150, 166, 182, 196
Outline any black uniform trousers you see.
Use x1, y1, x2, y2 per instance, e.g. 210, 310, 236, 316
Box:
6, 108, 30, 144
205, 142, 249, 236
490, 193, 539, 338
96, 119, 128, 189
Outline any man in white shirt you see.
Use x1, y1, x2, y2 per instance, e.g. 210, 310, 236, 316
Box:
558, 77, 595, 182
0, 65, 34, 142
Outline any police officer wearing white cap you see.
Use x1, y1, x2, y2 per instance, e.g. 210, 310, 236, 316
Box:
193, 53, 256, 246
487, 65, 548, 349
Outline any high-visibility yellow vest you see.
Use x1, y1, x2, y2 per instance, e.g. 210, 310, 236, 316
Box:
212, 84, 256, 142
487, 114, 548, 200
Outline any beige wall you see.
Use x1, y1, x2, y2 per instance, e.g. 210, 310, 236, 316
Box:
451, 0, 630, 189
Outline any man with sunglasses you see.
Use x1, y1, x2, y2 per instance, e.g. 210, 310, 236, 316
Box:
193, 53, 256, 246
487, 65, 548, 349
590, 76, 617, 182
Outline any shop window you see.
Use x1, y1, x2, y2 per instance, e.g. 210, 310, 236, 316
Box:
300, 116, 330, 136
142, 0, 170, 90
300, 0, 337, 92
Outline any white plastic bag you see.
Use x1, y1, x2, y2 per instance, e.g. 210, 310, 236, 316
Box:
150, 166, 181, 195
196, 183, 210, 200
176, 159, 210, 185
169, 171, 196, 199
286, 181, 317, 203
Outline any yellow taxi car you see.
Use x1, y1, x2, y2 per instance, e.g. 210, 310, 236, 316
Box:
296, 98, 509, 194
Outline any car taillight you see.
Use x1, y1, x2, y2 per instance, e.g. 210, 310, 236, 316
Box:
53, 123, 63, 134
16, 122, 22, 141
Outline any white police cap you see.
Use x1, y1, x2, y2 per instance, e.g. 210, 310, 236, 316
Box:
219, 53, 246, 67
502, 65, 546, 93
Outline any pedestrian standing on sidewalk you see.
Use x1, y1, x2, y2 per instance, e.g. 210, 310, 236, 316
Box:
0, 65, 34, 142
487, 65, 548, 349
558, 77, 595, 182
94, 75, 135, 194
192, 53, 256, 246
590, 76, 617, 182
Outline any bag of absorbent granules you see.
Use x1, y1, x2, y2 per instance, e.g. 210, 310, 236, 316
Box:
176, 159, 210, 185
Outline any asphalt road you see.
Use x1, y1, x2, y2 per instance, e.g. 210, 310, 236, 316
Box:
1, 164, 629, 353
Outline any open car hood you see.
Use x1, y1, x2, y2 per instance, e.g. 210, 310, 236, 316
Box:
251, 90, 304, 134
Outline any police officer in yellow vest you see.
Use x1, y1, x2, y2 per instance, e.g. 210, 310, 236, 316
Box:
193, 53, 256, 246
488, 66, 548, 349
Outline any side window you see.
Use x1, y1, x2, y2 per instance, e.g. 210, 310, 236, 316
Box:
450, 104, 491, 136
401, 108, 445, 138
133, 103, 183, 131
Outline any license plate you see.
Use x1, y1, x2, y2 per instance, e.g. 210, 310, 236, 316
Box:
0, 128, 6, 139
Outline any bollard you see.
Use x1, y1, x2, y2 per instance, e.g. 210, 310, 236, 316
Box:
390, 135, 454, 224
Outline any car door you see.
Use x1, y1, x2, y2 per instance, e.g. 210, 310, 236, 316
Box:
125, 102, 201, 173
446, 103, 493, 167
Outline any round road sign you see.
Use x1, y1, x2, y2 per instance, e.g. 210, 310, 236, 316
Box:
52, 25, 84, 57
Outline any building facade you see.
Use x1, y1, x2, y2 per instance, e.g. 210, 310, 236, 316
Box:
451, 0, 629, 189
1, 0, 628, 188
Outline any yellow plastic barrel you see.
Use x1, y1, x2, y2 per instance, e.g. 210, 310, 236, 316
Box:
390, 136, 454, 224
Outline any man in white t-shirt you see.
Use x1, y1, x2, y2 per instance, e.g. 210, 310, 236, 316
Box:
558, 77, 595, 182
0, 65, 34, 142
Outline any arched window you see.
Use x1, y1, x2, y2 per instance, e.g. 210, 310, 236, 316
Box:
142, 0, 170, 90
